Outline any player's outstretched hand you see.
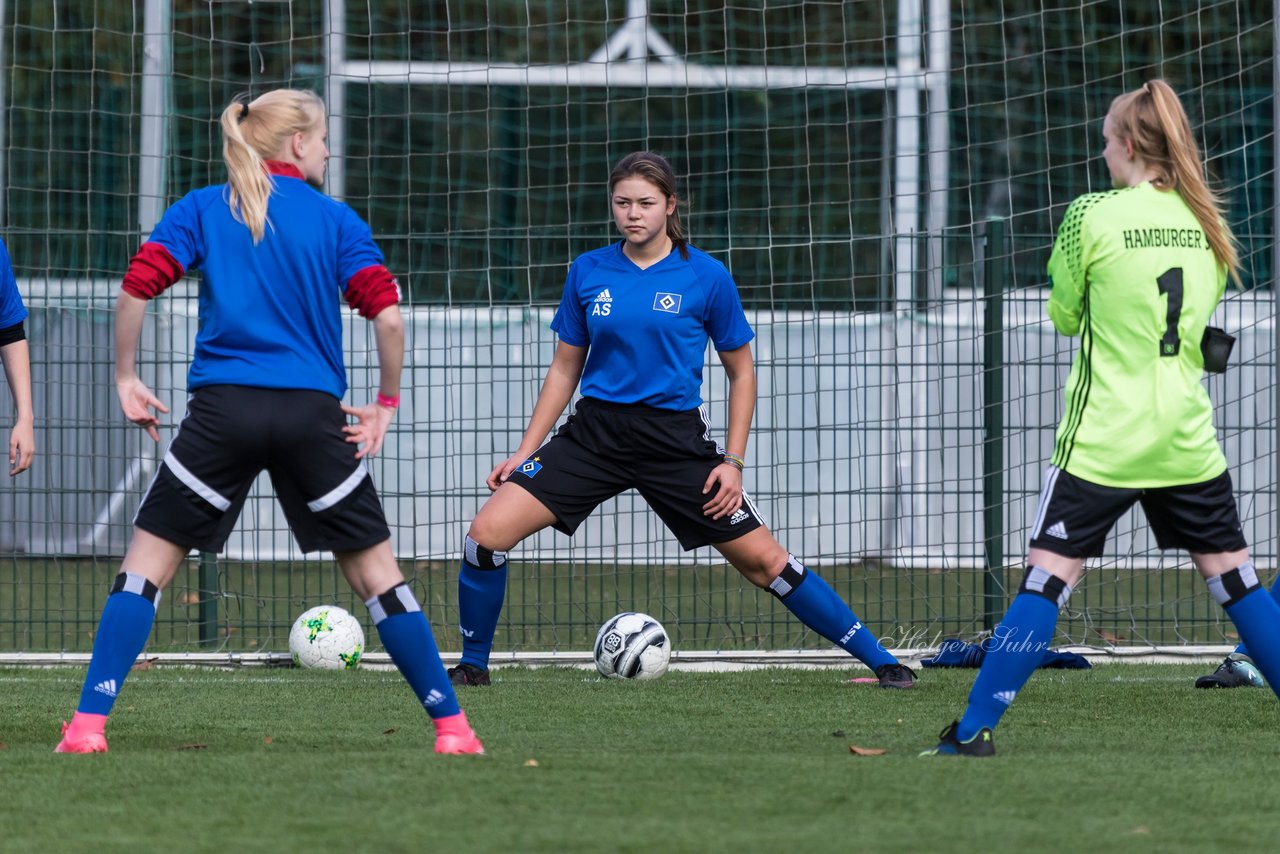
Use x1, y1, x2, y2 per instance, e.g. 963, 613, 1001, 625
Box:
487, 450, 534, 491
116, 375, 168, 442
341, 401, 395, 459
702, 462, 743, 520
8, 416, 33, 476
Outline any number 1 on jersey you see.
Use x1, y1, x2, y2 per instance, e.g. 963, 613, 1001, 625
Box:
1156, 267, 1183, 357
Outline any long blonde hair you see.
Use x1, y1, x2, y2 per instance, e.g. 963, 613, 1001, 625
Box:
219, 89, 324, 243
1108, 79, 1241, 286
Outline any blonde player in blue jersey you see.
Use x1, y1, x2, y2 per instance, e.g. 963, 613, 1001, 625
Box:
54, 89, 483, 755
924, 80, 1280, 756
447, 151, 914, 691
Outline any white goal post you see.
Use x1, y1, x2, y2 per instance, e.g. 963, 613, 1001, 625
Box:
318, 0, 953, 558
321, 0, 951, 311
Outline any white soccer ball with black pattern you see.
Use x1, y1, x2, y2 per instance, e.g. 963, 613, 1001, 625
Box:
289, 605, 365, 670
593, 612, 670, 680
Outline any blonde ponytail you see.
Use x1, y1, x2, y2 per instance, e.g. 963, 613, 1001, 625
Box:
1109, 80, 1241, 286
219, 89, 325, 244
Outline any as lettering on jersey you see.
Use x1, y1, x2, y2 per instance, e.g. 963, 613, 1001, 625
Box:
591, 288, 613, 317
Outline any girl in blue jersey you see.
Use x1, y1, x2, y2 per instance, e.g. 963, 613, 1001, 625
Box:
448, 151, 913, 691
55, 89, 482, 755
925, 80, 1280, 756
0, 238, 33, 476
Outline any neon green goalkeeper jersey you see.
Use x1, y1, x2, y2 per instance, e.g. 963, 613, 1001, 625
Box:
1045, 181, 1228, 488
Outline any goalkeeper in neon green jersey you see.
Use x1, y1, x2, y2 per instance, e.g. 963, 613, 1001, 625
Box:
924, 79, 1280, 757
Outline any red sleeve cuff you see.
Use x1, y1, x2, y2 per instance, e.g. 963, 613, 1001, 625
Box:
122, 242, 185, 300
345, 265, 402, 318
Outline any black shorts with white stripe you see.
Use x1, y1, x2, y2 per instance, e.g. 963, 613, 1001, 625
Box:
1028, 465, 1246, 558
506, 396, 765, 550
134, 385, 391, 554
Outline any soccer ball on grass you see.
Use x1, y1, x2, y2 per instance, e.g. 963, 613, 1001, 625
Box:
289, 605, 365, 670
594, 611, 670, 680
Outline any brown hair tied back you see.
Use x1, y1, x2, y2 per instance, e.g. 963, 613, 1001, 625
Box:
609, 151, 689, 260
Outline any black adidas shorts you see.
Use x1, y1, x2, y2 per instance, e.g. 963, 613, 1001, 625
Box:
508, 397, 765, 550
1027, 465, 1247, 558
134, 385, 391, 554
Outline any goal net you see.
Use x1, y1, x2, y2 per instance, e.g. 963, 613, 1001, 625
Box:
0, 0, 1273, 659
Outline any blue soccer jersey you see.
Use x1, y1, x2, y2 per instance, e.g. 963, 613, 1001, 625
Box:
146, 174, 384, 398
0, 238, 29, 329
551, 242, 754, 410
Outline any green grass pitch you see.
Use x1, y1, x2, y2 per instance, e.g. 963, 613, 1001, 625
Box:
1, 665, 1276, 853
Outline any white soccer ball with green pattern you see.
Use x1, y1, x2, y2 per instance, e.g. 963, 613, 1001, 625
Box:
594, 611, 670, 680
289, 605, 365, 670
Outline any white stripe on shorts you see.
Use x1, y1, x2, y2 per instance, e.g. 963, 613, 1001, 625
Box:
163, 450, 232, 512
697, 405, 714, 443
1029, 465, 1062, 542
741, 488, 767, 527
307, 462, 369, 513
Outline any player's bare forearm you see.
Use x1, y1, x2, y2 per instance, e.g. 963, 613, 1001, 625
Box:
0, 339, 34, 474
114, 291, 150, 380
718, 344, 757, 458
517, 341, 586, 454
488, 348, 582, 489
113, 293, 168, 440
370, 304, 405, 399
0, 338, 33, 424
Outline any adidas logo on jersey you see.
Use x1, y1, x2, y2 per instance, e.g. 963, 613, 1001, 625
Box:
729, 508, 750, 525
993, 690, 1017, 706
1045, 521, 1068, 539
93, 679, 118, 698
592, 289, 613, 317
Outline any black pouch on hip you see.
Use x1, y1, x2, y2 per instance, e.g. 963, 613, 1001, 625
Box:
1200, 326, 1236, 374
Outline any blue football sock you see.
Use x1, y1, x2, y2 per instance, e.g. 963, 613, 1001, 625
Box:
957, 572, 1066, 741
1209, 564, 1280, 699
76, 573, 160, 716
767, 556, 896, 671
1232, 572, 1280, 658
458, 536, 508, 670
367, 584, 460, 720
